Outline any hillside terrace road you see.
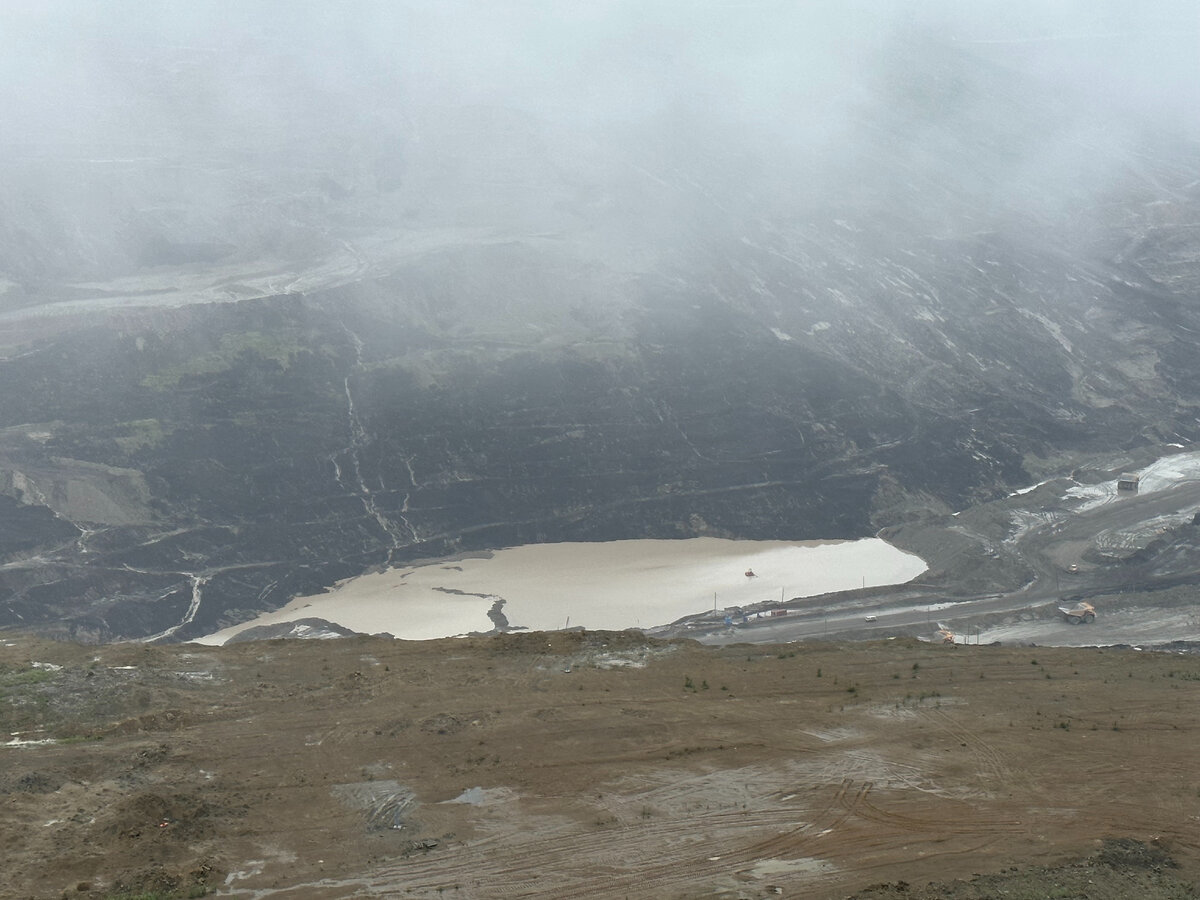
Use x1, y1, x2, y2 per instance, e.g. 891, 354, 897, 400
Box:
673, 465, 1200, 646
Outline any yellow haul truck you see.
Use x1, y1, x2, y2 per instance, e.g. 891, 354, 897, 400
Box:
1058, 601, 1096, 624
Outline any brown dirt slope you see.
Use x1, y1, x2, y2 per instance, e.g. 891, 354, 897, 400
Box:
851, 838, 1197, 899
3, 630, 1200, 899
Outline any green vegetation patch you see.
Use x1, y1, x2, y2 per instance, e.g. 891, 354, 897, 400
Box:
0, 666, 56, 688
0, 666, 59, 730
104, 888, 210, 900
141, 330, 306, 389
114, 418, 172, 452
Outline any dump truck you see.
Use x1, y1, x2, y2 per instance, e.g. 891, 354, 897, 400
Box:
1058, 600, 1096, 624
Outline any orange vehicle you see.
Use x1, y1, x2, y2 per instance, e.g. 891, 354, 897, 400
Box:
1058, 601, 1096, 624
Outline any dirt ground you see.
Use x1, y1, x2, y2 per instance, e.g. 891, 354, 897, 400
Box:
4, 630, 1200, 899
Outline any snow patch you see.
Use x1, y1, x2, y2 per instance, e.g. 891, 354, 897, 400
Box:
446, 787, 486, 806
4, 737, 57, 748
1067, 449, 1200, 510
1018, 308, 1073, 353
1009, 479, 1052, 498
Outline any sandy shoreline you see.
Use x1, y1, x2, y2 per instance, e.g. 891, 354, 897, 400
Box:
196, 537, 926, 645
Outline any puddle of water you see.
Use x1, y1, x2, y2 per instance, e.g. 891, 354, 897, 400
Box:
748, 857, 835, 878
197, 537, 925, 644
445, 787, 486, 806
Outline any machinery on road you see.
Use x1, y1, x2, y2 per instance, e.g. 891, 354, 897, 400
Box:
1058, 600, 1096, 624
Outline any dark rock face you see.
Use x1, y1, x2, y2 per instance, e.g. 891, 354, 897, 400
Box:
0, 496, 79, 556
2, 195, 1199, 642
1, 32, 1199, 641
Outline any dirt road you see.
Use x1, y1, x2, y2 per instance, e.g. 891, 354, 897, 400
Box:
670, 453, 1200, 648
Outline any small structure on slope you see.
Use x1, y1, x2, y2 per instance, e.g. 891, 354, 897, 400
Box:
1117, 473, 1140, 492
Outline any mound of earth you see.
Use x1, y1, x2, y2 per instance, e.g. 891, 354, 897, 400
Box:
852, 838, 1195, 899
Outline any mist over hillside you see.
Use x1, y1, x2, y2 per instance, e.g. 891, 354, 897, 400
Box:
2, 2, 1200, 641
3, 1, 1196, 281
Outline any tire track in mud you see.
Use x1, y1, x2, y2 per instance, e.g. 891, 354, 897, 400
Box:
852, 789, 1026, 837
736, 777, 868, 856
579, 778, 870, 899
210, 705, 1024, 897
377, 765, 1000, 898
361, 785, 726, 894
920, 706, 1016, 787
595, 771, 1024, 897
351, 775, 869, 898
667, 778, 873, 896
365, 823, 676, 897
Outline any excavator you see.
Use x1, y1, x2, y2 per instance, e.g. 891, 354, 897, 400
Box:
934, 627, 956, 644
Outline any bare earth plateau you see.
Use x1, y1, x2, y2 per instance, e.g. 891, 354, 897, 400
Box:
4, 629, 1200, 899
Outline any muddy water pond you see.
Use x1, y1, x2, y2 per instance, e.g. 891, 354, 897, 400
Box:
197, 537, 926, 644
